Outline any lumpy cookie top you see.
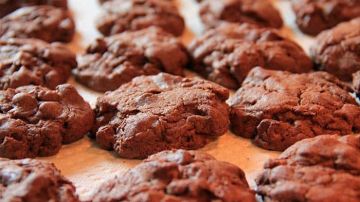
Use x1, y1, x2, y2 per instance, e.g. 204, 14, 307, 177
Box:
73, 27, 189, 92
0, 84, 94, 159
189, 23, 312, 89
96, 0, 185, 36
311, 18, 360, 81
92, 73, 230, 159
92, 150, 256, 202
0, 158, 79, 202
353, 70, 360, 96
256, 135, 360, 202
292, 0, 360, 35
199, 0, 283, 29
230, 67, 360, 151
0, 6, 75, 43
0, 0, 68, 17
0, 38, 77, 90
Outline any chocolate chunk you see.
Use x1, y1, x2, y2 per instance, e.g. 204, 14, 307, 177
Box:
189, 23, 312, 89
199, 0, 283, 29
96, 0, 185, 36
292, 0, 360, 35
92, 150, 256, 202
0, 38, 77, 90
91, 73, 230, 159
256, 135, 360, 202
73, 27, 189, 92
0, 84, 94, 159
0, 6, 75, 43
230, 67, 360, 151
311, 18, 360, 81
0, 158, 79, 202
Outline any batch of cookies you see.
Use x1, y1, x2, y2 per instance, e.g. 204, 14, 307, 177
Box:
0, 0, 359, 201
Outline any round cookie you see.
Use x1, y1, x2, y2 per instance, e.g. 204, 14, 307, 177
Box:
0, 84, 94, 159
188, 23, 312, 89
0, 5, 75, 43
230, 67, 360, 151
73, 27, 189, 92
311, 18, 360, 81
0, 158, 79, 202
256, 135, 360, 202
96, 0, 185, 36
92, 150, 256, 202
292, 0, 360, 36
0, 0, 68, 17
353, 70, 360, 97
91, 73, 230, 159
199, 0, 283, 29
0, 38, 76, 90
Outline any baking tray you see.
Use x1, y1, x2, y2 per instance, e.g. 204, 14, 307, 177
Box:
39, 0, 317, 200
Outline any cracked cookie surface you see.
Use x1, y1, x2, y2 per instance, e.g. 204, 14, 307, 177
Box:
0, 5, 75, 43
96, 0, 185, 36
189, 23, 312, 89
230, 67, 360, 151
256, 135, 360, 202
91, 73, 229, 159
199, 0, 283, 29
73, 27, 189, 92
0, 84, 94, 159
0, 158, 79, 202
92, 149, 256, 202
0, 0, 68, 17
311, 18, 360, 81
291, 0, 360, 35
0, 38, 77, 90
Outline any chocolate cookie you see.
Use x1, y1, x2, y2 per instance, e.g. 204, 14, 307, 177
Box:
0, 6, 75, 43
91, 73, 229, 159
96, 0, 185, 37
188, 23, 312, 89
0, 0, 68, 17
73, 27, 189, 92
0, 158, 79, 202
230, 67, 360, 151
311, 18, 360, 81
0, 38, 76, 90
256, 134, 360, 202
92, 150, 256, 202
0, 84, 94, 159
199, 0, 283, 29
292, 0, 360, 36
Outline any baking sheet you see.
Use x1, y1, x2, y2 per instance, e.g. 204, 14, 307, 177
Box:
39, 0, 316, 200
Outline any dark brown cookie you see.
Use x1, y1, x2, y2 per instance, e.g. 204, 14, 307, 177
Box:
230, 67, 360, 151
0, 0, 68, 17
92, 150, 256, 202
0, 158, 79, 202
0, 5, 75, 43
311, 18, 360, 81
188, 23, 312, 89
256, 135, 360, 202
91, 73, 229, 159
292, 0, 360, 36
96, 0, 185, 37
0, 84, 94, 159
73, 27, 189, 92
0, 38, 76, 90
199, 0, 283, 29
353, 70, 360, 96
